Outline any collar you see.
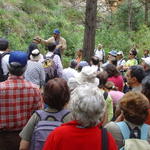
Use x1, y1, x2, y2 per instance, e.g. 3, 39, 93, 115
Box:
8, 75, 24, 80
62, 120, 102, 129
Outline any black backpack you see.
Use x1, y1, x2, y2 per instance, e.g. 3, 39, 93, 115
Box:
0, 52, 9, 82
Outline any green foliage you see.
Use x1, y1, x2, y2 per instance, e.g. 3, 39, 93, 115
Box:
112, 0, 145, 31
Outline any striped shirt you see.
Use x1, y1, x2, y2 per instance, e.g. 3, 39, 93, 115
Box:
0, 75, 43, 131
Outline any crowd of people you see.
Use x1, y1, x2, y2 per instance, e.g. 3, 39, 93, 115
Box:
0, 29, 150, 150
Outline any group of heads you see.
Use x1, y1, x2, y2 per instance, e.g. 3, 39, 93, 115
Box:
1, 37, 150, 127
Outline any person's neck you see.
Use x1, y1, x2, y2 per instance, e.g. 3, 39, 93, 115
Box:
131, 82, 141, 88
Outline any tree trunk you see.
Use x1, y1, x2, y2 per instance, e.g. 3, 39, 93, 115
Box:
83, 0, 98, 62
144, 0, 149, 26
128, 0, 132, 31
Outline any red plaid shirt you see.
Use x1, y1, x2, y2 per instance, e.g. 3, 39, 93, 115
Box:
0, 75, 43, 131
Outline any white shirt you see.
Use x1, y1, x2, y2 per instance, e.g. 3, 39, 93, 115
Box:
117, 59, 126, 67
94, 49, 105, 61
0, 51, 10, 75
91, 65, 103, 72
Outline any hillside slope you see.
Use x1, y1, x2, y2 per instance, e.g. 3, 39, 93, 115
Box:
0, 0, 84, 56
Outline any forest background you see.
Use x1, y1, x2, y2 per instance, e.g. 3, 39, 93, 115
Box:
0, 0, 150, 66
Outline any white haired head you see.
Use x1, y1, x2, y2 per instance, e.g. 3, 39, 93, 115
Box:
70, 84, 106, 127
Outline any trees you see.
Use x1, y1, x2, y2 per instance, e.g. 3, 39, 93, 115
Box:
83, 0, 98, 61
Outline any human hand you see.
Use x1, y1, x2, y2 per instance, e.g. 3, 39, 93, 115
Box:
33, 36, 42, 43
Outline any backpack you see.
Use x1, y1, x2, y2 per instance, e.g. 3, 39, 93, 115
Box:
42, 54, 58, 82
30, 109, 70, 150
116, 121, 150, 150
0, 52, 9, 82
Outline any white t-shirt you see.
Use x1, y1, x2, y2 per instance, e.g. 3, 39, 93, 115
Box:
94, 49, 105, 61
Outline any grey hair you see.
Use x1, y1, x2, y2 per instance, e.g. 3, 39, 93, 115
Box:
69, 84, 106, 127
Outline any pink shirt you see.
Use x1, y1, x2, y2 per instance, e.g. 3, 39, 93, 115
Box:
109, 90, 124, 105
108, 75, 124, 91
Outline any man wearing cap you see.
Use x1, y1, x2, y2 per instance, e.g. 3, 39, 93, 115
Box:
36, 29, 67, 58
0, 51, 43, 150
117, 51, 126, 73
141, 57, 150, 77
102, 50, 117, 67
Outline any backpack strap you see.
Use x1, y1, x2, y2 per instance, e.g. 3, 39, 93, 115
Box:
116, 122, 130, 139
101, 128, 108, 150
36, 109, 70, 122
140, 124, 149, 140
103, 91, 108, 100
116, 122, 149, 140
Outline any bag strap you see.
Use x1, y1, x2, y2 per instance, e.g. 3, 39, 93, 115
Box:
36, 109, 70, 122
101, 128, 108, 150
103, 91, 108, 100
140, 124, 149, 140
116, 122, 131, 139
116, 122, 149, 140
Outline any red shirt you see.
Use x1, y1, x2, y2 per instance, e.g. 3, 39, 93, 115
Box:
0, 75, 43, 131
108, 75, 124, 91
43, 121, 117, 150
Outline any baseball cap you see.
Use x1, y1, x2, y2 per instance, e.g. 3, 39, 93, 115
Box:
117, 51, 124, 56
9, 51, 28, 67
108, 50, 117, 57
53, 29, 60, 34
142, 57, 150, 66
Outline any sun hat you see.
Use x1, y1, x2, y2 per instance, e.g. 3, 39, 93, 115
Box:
30, 49, 41, 61
142, 57, 150, 66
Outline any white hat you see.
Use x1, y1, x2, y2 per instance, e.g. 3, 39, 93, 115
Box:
142, 57, 150, 66
117, 51, 124, 56
76, 66, 99, 86
30, 49, 41, 61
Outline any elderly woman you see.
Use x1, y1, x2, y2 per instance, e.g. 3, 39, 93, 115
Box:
19, 78, 71, 150
43, 84, 117, 150
105, 91, 150, 149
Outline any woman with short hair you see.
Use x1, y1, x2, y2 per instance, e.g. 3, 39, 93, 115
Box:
19, 78, 71, 150
43, 84, 117, 150
105, 91, 150, 149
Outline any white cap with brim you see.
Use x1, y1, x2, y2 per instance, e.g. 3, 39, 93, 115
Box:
142, 57, 150, 66
117, 51, 124, 56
